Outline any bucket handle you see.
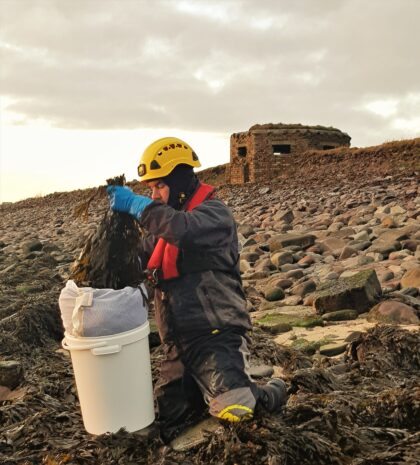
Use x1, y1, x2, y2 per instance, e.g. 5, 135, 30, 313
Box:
91, 345, 121, 355
62, 339, 106, 351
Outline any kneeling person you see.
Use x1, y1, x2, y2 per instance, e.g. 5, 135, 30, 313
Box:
107, 137, 287, 441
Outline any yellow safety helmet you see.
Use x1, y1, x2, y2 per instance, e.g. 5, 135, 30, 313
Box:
137, 137, 201, 182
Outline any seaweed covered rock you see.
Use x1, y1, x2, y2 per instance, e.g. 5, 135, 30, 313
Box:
70, 175, 144, 289
348, 325, 420, 372
313, 269, 382, 314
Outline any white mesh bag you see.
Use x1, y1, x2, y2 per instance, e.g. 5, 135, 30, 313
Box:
58, 280, 148, 337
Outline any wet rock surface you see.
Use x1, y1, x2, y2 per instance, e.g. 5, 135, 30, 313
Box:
0, 142, 419, 464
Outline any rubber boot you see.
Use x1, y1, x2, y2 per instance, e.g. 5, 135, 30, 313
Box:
257, 379, 288, 413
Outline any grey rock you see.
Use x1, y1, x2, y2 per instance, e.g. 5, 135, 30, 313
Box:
328, 222, 344, 232
401, 239, 419, 252
270, 278, 293, 289
399, 287, 419, 297
368, 242, 399, 256
365, 252, 384, 262
321, 309, 359, 321
377, 225, 418, 243
339, 246, 358, 260
243, 271, 270, 280
273, 209, 294, 223
313, 269, 382, 314
254, 258, 276, 272
324, 272, 339, 280
353, 230, 370, 242
170, 417, 222, 452
264, 286, 285, 302
238, 224, 256, 238
0, 361, 24, 389
240, 260, 252, 274
377, 270, 394, 283
280, 263, 301, 272
349, 240, 372, 251
268, 233, 316, 252
269, 323, 293, 334
241, 252, 260, 263
249, 365, 275, 378
291, 279, 317, 297
270, 251, 294, 267
334, 227, 356, 239
285, 269, 304, 279
243, 237, 257, 247
319, 237, 347, 253
282, 295, 303, 306
319, 343, 348, 357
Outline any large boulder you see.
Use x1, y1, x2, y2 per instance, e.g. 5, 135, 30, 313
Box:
313, 269, 382, 315
268, 233, 316, 252
367, 300, 419, 324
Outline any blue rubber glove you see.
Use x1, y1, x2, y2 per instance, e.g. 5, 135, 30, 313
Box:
107, 185, 153, 219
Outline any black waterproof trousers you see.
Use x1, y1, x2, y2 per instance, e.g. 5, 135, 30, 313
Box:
155, 327, 260, 441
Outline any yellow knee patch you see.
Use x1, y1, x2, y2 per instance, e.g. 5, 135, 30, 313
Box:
216, 404, 254, 423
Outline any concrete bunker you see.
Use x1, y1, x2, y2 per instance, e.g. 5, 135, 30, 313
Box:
228, 123, 351, 184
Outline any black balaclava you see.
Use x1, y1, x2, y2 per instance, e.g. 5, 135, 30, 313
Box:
163, 164, 199, 210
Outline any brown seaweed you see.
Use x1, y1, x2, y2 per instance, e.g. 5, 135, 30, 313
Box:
69, 175, 144, 289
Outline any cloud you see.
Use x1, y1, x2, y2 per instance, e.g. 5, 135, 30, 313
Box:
0, 0, 419, 146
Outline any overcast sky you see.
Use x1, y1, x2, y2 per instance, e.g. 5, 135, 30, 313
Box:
1, 0, 419, 202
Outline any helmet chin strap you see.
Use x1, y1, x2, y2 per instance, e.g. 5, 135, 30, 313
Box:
178, 192, 187, 204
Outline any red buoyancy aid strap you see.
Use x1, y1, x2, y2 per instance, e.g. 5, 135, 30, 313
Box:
185, 183, 215, 212
147, 183, 216, 281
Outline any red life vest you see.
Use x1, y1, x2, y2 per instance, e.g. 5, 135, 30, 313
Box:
147, 183, 215, 281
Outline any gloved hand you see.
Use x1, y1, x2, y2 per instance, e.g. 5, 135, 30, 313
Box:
107, 185, 153, 219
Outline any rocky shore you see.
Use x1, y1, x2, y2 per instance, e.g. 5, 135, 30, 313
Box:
0, 138, 419, 464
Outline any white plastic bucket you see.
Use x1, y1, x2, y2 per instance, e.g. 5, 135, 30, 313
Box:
62, 321, 155, 434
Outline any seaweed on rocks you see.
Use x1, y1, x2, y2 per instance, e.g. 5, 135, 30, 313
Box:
249, 327, 313, 372
1, 302, 420, 464
289, 367, 344, 394
69, 175, 144, 289
347, 325, 420, 373
1, 167, 420, 464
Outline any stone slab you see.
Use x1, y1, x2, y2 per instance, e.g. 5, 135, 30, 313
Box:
170, 417, 222, 452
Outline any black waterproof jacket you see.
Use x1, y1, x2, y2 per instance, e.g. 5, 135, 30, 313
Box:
138, 190, 251, 344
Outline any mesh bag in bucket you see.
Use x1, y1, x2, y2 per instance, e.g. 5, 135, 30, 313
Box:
59, 280, 148, 337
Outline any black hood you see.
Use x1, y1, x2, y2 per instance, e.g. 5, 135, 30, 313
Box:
163, 164, 199, 210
